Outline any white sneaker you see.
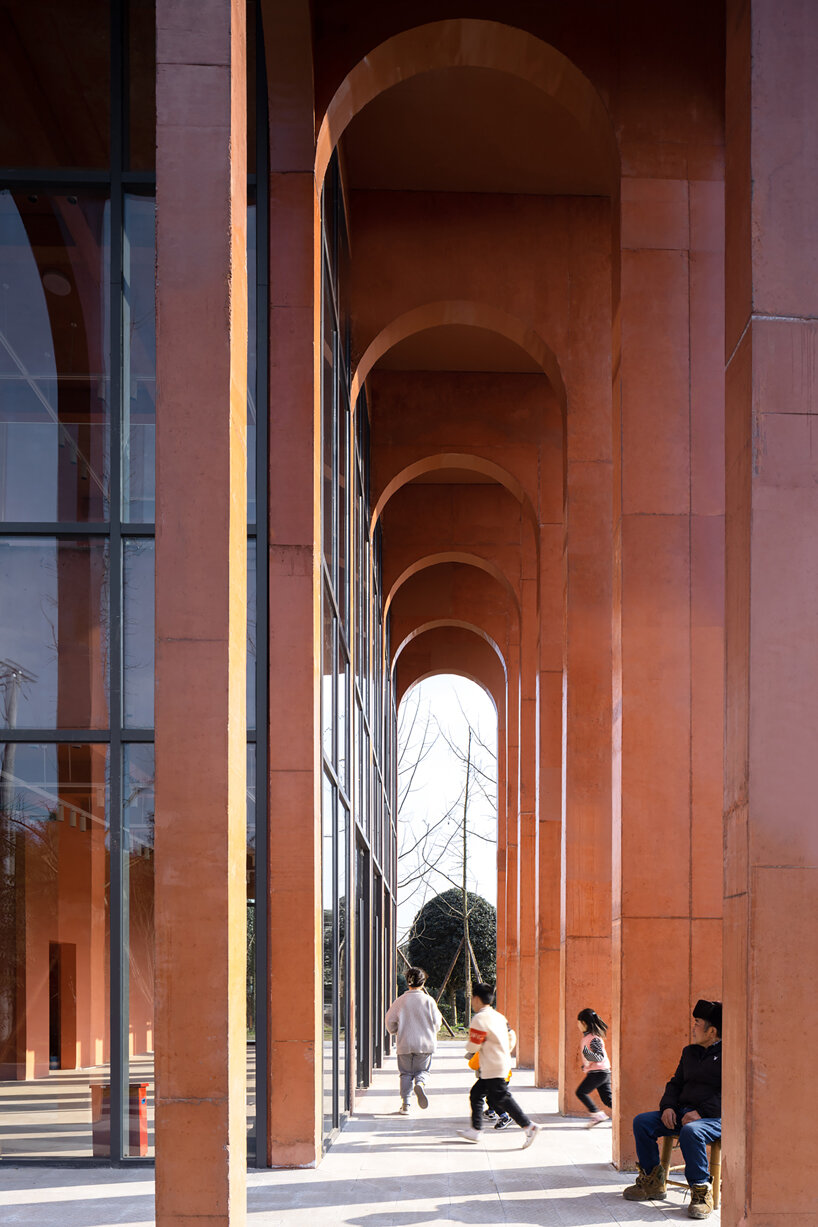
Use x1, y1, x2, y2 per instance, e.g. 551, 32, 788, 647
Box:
522, 1123, 540, 1149
586, 1111, 608, 1128
399, 1102, 410, 1115
457, 1127, 480, 1143
414, 1083, 429, 1109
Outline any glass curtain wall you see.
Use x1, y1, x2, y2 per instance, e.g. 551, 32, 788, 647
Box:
0, 0, 267, 1163
320, 156, 398, 1144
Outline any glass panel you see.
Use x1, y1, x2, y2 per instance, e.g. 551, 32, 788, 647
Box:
0, 537, 109, 729
321, 264, 335, 579
129, 0, 156, 172
337, 799, 347, 1115
0, 742, 109, 1157
247, 539, 257, 730
321, 773, 334, 1136
337, 638, 348, 793
0, 192, 110, 523
357, 492, 366, 694
247, 201, 257, 525
338, 399, 347, 616
322, 588, 334, 765
246, 0, 257, 178
246, 744, 256, 1155
124, 744, 154, 1158
122, 194, 156, 524
123, 538, 154, 729
0, 1, 110, 169
322, 163, 337, 278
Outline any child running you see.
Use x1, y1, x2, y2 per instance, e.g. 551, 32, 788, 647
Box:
457, 983, 538, 1147
385, 966, 443, 1114
575, 1007, 612, 1126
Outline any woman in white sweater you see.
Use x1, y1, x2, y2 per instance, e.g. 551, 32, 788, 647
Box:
385, 967, 443, 1114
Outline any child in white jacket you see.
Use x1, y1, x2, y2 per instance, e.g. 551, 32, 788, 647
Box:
457, 983, 539, 1148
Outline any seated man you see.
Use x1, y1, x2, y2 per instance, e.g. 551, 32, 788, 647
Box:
624, 999, 722, 1220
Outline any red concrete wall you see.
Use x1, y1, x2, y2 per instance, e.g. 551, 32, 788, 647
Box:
262, 0, 324, 1166
724, 0, 818, 1218
612, 169, 725, 1164
155, 1, 248, 1222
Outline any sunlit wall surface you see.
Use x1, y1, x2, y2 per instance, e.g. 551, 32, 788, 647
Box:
320, 156, 398, 1144
0, 0, 264, 1162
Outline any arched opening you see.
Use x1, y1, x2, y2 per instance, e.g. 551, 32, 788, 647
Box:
312, 5, 618, 1153
396, 673, 499, 1033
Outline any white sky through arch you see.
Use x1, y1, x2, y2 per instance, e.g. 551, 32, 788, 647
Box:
396, 674, 498, 944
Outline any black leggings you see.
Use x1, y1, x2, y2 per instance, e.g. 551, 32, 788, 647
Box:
576, 1070, 612, 1112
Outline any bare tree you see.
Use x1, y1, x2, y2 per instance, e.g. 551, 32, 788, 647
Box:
396, 684, 498, 1020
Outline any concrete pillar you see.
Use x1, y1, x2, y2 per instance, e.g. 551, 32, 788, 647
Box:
516, 574, 539, 1068
612, 173, 724, 1165
560, 458, 613, 1113
559, 200, 614, 1112
155, 0, 247, 1222
502, 654, 520, 1036
724, 1, 818, 1217
536, 521, 562, 1087
262, 0, 323, 1166
495, 704, 508, 1009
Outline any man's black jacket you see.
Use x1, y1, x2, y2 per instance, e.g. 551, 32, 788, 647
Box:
659, 1041, 722, 1120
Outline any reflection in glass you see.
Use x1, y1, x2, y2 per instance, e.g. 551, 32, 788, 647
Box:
322, 280, 335, 577
0, 1, 110, 169
322, 588, 334, 765
246, 745, 256, 1153
0, 742, 109, 1157
247, 202, 257, 524
0, 192, 110, 522
247, 540, 256, 730
337, 639, 348, 792
322, 773, 334, 1136
122, 195, 156, 523
0, 537, 109, 729
128, 0, 156, 172
337, 799, 347, 1114
124, 743, 154, 1157
123, 539, 154, 728
338, 399, 347, 613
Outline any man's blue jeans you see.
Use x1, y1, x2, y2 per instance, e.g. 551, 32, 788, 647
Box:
633, 1111, 722, 1186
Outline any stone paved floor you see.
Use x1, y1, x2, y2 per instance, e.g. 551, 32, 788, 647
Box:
0, 1042, 720, 1226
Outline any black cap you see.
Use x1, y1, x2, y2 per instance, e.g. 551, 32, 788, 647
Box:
693, 999, 722, 1033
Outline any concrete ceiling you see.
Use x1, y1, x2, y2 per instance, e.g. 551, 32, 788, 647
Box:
373, 324, 544, 373
342, 65, 612, 195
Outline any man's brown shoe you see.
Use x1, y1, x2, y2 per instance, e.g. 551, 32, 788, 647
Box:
622, 1164, 667, 1201
688, 1183, 714, 1218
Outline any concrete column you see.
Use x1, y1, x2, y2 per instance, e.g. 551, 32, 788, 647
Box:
536, 513, 563, 1087
560, 458, 613, 1114
724, 1, 818, 1217
612, 174, 723, 1165
262, 0, 322, 1166
516, 574, 539, 1068
155, 0, 247, 1222
502, 654, 520, 1036
495, 705, 508, 1009
559, 200, 614, 1113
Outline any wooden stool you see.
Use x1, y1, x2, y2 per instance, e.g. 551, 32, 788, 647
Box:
660, 1134, 722, 1208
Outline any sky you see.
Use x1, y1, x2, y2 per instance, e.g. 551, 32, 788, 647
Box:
395, 674, 498, 943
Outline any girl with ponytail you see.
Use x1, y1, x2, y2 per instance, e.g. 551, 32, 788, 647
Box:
576, 1008, 612, 1127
